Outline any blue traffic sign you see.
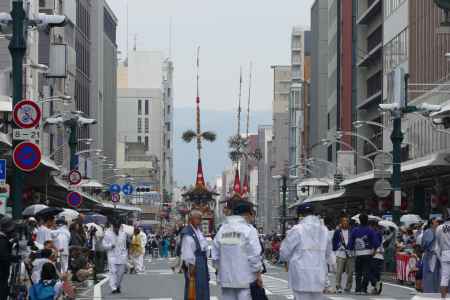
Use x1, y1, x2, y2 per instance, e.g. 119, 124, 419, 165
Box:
122, 183, 133, 195
67, 191, 83, 208
0, 159, 5, 182
13, 142, 42, 172
109, 184, 121, 193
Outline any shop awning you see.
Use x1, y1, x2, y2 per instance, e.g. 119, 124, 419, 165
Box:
41, 157, 60, 172
401, 151, 450, 172
0, 131, 11, 147
289, 189, 346, 208
297, 177, 333, 187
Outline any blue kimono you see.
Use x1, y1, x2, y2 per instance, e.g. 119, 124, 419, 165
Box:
421, 228, 440, 293
181, 226, 210, 300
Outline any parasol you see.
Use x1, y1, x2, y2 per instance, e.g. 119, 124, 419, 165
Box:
22, 204, 49, 217
57, 209, 79, 223
378, 220, 398, 230
83, 213, 107, 225
352, 214, 382, 224
36, 207, 63, 218
400, 214, 423, 227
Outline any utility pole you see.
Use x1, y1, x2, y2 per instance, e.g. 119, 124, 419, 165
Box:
281, 175, 287, 238
9, 0, 27, 219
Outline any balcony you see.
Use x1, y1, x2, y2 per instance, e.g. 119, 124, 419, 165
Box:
357, 43, 382, 67
357, 71, 382, 110
357, 0, 382, 25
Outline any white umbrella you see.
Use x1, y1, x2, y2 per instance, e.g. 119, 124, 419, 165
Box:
85, 223, 104, 238
22, 204, 48, 217
57, 209, 79, 223
378, 220, 398, 230
352, 214, 382, 224
400, 214, 422, 227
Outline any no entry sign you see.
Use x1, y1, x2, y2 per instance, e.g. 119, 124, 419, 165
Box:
67, 191, 83, 208
13, 99, 42, 129
13, 142, 42, 172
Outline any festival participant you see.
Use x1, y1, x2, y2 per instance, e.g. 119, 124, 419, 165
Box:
436, 216, 450, 299
280, 204, 331, 300
212, 200, 263, 300
130, 227, 147, 274
180, 210, 209, 300
422, 218, 442, 293
103, 220, 129, 294
54, 218, 70, 273
332, 215, 354, 294
36, 215, 56, 248
368, 220, 384, 295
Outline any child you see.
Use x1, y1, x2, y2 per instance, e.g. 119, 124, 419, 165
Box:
29, 263, 69, 300
412, 245, 423, 292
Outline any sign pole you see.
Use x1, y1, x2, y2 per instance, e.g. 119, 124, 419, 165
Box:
9, 0, 27, 220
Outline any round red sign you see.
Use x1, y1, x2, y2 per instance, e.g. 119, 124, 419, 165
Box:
68, 170, 82, 185
67, 191, 83, 208
13, 100, 42, 129
13, 142, 42, 172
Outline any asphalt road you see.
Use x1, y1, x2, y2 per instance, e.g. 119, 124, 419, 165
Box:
80, 257, 434, 300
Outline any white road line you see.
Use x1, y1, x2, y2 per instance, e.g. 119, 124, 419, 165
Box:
383, 281, 417, 292
93, 276, 109, 300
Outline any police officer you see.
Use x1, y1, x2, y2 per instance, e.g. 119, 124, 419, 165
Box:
280, 204, 331, 300
212, 200, 263, 300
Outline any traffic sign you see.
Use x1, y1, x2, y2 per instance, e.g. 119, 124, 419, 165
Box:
68, 170, 82, 185
13, 142, 42, 172
13, 129, 40, 141
111, 193, 120, 203
374, 179, 392, 198
66, 191, 83, 208
0, 184, 9, 215
13, 99, 42, 129
109, 184, 121, 193
0, 159, 5, 183
122, 183, 133, 195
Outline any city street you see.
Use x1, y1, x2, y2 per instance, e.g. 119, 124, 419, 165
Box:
80, 257, 417, 300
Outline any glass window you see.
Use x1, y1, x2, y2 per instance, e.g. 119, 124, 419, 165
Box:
145, 100, 149, 115
138, 99, 142, 115
145, 118, 149, 133
137, 117, 142, 133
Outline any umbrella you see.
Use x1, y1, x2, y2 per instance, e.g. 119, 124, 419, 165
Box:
35, 207, 63, 218
22, 204, 48, 217
57, 209, 79, 223
400, 214, 423, 227
85, 223, 104, 238
378, 220, 398, 230
83, 213, 107, 225
352, 214, 382, 224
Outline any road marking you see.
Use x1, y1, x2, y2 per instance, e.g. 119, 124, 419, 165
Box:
383, 281, 416, 292
93, 276, 109, 300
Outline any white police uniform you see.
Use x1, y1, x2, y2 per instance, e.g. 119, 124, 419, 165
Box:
280, 215, 332, 300
103, 226, 129, 292
437, 220, 450, 287
212, 215, 262, 300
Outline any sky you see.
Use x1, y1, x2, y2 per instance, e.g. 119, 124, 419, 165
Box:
106, 0, 314, 111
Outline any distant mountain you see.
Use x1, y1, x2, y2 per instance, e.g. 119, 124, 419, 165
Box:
174, 107, 272, 186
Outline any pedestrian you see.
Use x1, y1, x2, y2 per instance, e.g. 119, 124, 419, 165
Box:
162, 236, 169, 258
151, 238, 159, 258
69, 223, 84, 248
0, 216, 20, 300
212, 200, 263, 300
421, 218, 442, 293
436, 216, 450, 299
54, 218, 70, 273
348, 214, 379, 295
103, 220, 129, 294
36, 215, 56, 248
129, 227, 146, 273
180, 209, 210, 300
280, 203, 331, 300
29, 262, 69, 300
332, 215, 354, 294
368, 220, 384, 295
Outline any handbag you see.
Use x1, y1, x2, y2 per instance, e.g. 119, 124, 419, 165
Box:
250, 281, 268, 300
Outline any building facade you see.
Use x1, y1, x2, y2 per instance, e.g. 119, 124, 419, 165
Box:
256, 125, 273, 232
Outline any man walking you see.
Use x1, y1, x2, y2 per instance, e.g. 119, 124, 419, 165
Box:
180, 210, 210, 300
212, 200, 263, 300
436, 216, 450, 299
54, 218, 70, 273
369, 220, 384, 295
103, 220, 129, 294
280, 204, 331, 300
332, 215, 354, 293
349, 214, 379, 295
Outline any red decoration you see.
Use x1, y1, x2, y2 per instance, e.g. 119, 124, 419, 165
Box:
241, 175, 249, 197
195, 159, 206, 188
233, 169, 241, 196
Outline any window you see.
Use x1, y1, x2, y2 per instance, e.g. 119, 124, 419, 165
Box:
145, 136, 149, 150
138, 99, 142, 115
327, 145, 333, 162
145, 118, 149, 133
145, 100, 149, 115
138, 136, 142, 144
137, 117, 142, 133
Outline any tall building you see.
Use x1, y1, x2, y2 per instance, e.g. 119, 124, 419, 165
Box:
310, 0, 329, 168
162, 59, 174, 199
256, 125, 273, 231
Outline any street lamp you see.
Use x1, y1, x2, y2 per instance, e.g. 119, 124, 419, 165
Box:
336, 130, 379, 152
320, 138, 376, 170
306, 157, 345, 175
272, 173, 297, 238
353, 120, 387, 129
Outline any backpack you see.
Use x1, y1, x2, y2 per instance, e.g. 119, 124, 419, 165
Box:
29, 280, 56, 300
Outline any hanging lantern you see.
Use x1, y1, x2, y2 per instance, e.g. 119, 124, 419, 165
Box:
441, 195, 449, 206
431, 194, 439, 208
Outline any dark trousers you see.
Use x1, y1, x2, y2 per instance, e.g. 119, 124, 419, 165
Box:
369, 258, 383, 287
355, 255, 372, 293
0, 263, 10, 300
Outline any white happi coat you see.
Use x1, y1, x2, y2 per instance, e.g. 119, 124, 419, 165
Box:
212, 216, 262, 288
103, 227, 128, 265
280, 215, 331, 293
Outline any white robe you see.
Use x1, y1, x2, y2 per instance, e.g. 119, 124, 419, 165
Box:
280, 215, 331, 299
103, 227, 129, 290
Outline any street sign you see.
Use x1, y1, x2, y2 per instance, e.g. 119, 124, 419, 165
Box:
374, 179, 392, 198
66, 191, 83, 208
122, 183, 133, 195
0, 184, 9, 215
109, 184, 121, 194
13, 142, 42, 172
111, 193, 120, 203
0, 159, 6, 183
13, 99, 42, 129
68, 170, 82, 185
12, 129, 40, 141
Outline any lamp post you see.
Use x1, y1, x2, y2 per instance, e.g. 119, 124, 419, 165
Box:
273, 174, 287, 238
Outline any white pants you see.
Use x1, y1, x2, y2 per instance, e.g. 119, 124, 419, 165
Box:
109, 264, 126, 291
441, 261, 450, 287
293, 291, 325, 300
221, 288, 251, 300
60, 255, 69, 273
137, 254, 145, 273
